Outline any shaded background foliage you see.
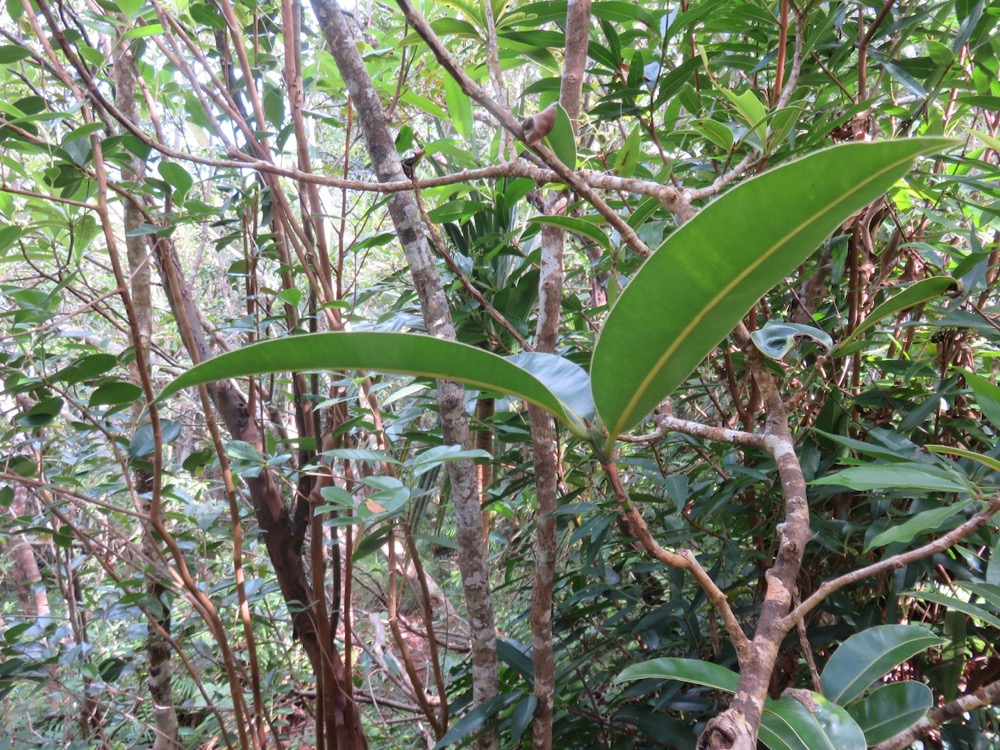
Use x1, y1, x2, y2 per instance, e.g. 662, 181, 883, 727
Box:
0, 0, 998, 748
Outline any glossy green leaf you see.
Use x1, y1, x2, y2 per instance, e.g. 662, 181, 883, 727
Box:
158, 162, 194, 204
721, 87, 767, 143
543, 103, 577, 169
528, 215, 612, 252
443, 76, 473, 140
592, 138, 953, 446
130, 418, 182, 459
615, 657, 739, 693
51, 353, 118, 385
810, 463, 971, 493
760, 693, 867, 750
690, 119, 734, 151
866, 501, 972, 551
158, 332, 593, 437
954, 582, 1000, 613
510, 694, 536, 747
835, 277, 959, 352
846, 682, 932, 745
820, 625, 941, 706
89, 381, 142, 407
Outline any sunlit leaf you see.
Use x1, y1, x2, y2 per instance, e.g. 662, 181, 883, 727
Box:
592, 139, 955, 447
159, 332, 593, 437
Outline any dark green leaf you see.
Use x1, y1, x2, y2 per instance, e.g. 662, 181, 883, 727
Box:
846, 682, 932, 745
760, 693, 867, 750
89, 381, 142, 408
820, 625, 940, 705
615, 657, 739, 693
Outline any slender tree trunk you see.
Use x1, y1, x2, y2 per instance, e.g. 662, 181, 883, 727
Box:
113, 42, 179, 749
309, 3, 500, 747
152, 237, 368, 749
4, 484, 51, 618
528, 3, 591, 747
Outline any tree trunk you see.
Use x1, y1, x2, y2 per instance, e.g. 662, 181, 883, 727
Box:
309, 3, 500, 747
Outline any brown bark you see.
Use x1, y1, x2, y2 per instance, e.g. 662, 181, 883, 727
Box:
309, 3, 500, 747
114, 40, 179, 750
4, 484, 51, 618
153, 238, 368, 749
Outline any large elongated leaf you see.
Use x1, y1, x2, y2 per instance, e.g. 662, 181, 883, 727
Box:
615, 657, 739, 693
810, 463, 972, 493
591, 138, 954, 447
760, 693, 867, 750
835, 276, 958, 352
820, 625, 941, 706
159, 332, 594, 437
846, 681, 933, 745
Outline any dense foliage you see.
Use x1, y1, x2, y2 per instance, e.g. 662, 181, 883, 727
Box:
0, 0, 998, 748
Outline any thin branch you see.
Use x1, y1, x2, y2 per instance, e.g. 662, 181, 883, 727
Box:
784, 493, 1000, 630
602, 459, 752, 664
393, 0, 655, 258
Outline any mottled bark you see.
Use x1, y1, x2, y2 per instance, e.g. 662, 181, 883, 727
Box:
528, 3, 590, 747
309, 2, 499, 746
113, 42, 178, 750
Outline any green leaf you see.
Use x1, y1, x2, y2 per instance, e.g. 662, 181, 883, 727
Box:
902, 589, 1000, 630
819, 625, 941, 705
835, 277, 959, 352
410, 445, 490, 476
443, 76, 473, 141
0, 46, 31, 64
226, 440, 265, 462
866, 501, 972, 551
592, 139, 955, 446
543, 103, 577, 169
690, 119, 734, 151
720, 87, 768, 144
527, 215, 612, 252
615, 657, 739, 693
432, 693, 520, 749
130, 419, 182, 459
846, 682, 932, 745
317, 486, 356, 511
612, 125, 642, 177
924, 445, 1000, 472
751, 322, 833, 360
760, 693, 867, 750
158, 332, 593, 437
51, 353, 118, 385
959, 369, 1000, 429
158, 161, 194, 204
954, 582, 1000, 614
810, 463, 971, 493
510, 694, 536, 747
89, 381, 142, 408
